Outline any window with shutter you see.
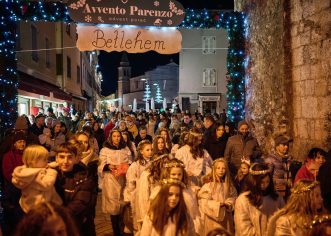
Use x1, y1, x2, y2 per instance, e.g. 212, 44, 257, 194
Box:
203, 68, 217, 87
202, 36, 216, 54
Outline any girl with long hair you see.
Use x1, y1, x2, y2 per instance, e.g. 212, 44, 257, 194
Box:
124, 140, 153, 233
199, 158, 237, 235
267, 180, 323, 236
136, 154, 171, 229
234, 163, 284, 236
121, 130, 137, 161
153, 135, 169, 157
207, 122, 229, 160
140, 178, 195, 236
98, 129, 131, 236
171, 131, 189, 156
156, 158, 202, 235
157, 127, 172, 152
175, 128, 213, 186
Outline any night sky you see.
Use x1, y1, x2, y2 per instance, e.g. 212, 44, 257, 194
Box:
99, 0, 234, 96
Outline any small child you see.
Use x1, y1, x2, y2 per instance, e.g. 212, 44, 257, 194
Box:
12, 145, 62, 213
157, 158, 202, 235
124, 140, 153, 233
198, 158, 238, 235
136, 154, 171, 228
234, 159, 250, 193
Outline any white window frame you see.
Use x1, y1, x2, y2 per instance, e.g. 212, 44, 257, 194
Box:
203, 68, 217, 87
202, 36, 216, 54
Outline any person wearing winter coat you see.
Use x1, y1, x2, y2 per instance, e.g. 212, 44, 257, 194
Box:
224, 120, 262, 177
264, 135, 293, 198
54, 142, 97, 236
234, 163, 284, 236
1, 130, 27, 236
206, 122, 229, 160
12, 145, 62, 213
98, 129, 131, 236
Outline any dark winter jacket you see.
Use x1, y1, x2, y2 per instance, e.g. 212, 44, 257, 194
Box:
264, 153, 292, 185
224, 134, 261, 172
207, 134, 229, 160
55, 163, 97, 233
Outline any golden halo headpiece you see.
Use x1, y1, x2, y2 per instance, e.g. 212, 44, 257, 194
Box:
310, 214, 331, 228
292, 181, 319, 194
160, 178, 186, 188
164, 162, 185, 168
249, 163, 270, 175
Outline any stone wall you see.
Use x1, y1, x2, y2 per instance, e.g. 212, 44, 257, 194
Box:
235, 0, 331, 159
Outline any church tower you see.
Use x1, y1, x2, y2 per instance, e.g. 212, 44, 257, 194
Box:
117, 52, 131, 108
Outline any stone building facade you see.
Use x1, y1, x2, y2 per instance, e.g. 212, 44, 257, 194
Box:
235, 0, 331, 159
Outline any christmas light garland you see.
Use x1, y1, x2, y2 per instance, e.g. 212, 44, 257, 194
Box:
0, 1, 247, 133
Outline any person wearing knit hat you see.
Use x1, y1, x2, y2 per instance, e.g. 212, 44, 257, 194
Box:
2, 130, 26, 235
13, 130, 27, 144
15, 116, 29, 130
224, 120, 261, 177
264, 135, 293, 199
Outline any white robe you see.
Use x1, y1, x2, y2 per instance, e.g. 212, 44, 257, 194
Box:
140, 214, 196, 236
198, 182, 237, 235
124, 160, 151, 230
151, 185, 202, 235
234, 191, 284, 236
98, 146, 131, 215
175, 145, 213, 186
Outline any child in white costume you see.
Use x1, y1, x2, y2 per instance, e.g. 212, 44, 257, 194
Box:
234, 163, 284, 236
198, 158, 237, 235
135, 154, 171, 228
267, 180, 323, 236
124, 140, 153, 232
151, 158, 203, 235
12, 145, 62, 213
175, 129, 212, 187
140, 178, 195, 236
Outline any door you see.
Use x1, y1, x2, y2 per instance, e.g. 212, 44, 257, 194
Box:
202, 101, 217, 114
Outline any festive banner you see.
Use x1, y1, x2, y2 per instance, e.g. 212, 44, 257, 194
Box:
67, 0, 185, 27
76, 25, 182, 54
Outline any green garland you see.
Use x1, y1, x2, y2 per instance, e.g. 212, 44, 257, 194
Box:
0, 1, 246, 135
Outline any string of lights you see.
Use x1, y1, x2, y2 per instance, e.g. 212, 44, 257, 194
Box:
0, 1, 247, 132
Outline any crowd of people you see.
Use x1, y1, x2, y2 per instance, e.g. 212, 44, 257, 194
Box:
0, 106, 331, 236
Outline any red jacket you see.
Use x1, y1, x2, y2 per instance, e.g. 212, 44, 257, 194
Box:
104, 121, 115, 140
294, 164, 315, 183
2, 149, 24, 183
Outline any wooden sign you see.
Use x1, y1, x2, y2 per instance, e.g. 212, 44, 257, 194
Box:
76, 25, 182, 54
67, 0, 185, 27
